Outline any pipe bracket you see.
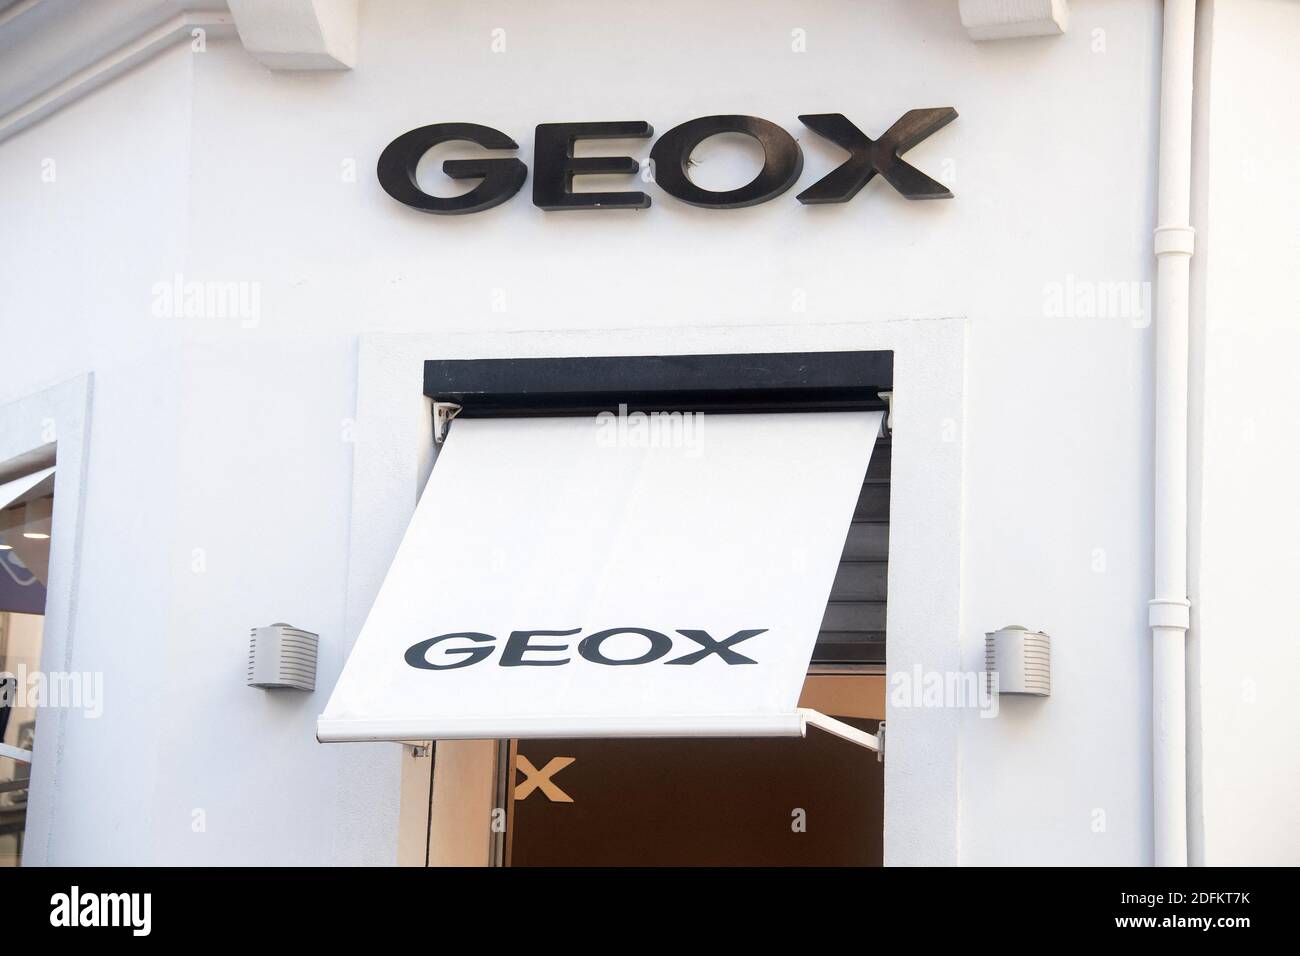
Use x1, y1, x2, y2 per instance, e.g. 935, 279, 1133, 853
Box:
1154, 225, 1195, 257
1148, 597, 1191, 630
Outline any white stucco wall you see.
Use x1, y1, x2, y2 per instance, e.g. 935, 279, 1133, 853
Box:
0, 0, 1166, 864
1188, 0, 1300, 867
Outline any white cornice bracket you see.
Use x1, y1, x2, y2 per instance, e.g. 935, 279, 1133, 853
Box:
227, 0, 358, 70
958, 0, 1069, 41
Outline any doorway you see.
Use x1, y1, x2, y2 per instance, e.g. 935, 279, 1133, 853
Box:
502, 672, 884, 866
0, 469, 54, 867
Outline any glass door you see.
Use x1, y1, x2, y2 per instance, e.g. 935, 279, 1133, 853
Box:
0, 481, 53, 867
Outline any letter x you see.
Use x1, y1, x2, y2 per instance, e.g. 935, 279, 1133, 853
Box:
667, 629, 766, 665
797, 108, 957, 204
515, 755, 576, 803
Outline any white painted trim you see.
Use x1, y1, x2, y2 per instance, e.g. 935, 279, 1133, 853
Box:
958, 0, 1069, 41
0, 374, 94, 866
0, 0, 358, 144
0, 10, 234, 145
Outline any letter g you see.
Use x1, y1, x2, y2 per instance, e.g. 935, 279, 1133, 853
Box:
405, 632, 496, 670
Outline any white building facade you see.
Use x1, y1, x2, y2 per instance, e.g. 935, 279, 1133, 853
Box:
0, 0, 1296, 866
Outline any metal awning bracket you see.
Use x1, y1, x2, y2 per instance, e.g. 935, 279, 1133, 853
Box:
798, 708, 884, 761
432, 402, 462, 444
878, 390, 893, 435
0, 742, 32, 765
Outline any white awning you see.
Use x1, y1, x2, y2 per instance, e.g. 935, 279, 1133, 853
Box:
318, 410, 883, 744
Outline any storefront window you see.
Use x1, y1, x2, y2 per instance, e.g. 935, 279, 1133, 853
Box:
0, 481, 52, 867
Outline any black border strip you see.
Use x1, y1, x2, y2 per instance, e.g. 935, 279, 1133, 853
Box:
423, 350, 893, 416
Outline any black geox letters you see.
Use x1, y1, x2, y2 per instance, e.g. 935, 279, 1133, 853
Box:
796, 108, 958, 203
405, 628, 770, 669
377, 110, 956, 214
649, 115, 803, 209
376, 123, 528, 214
532, 121, 653, 210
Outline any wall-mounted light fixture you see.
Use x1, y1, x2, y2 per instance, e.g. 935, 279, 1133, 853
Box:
247, 623, 319, 691
985, 625, 1051, 697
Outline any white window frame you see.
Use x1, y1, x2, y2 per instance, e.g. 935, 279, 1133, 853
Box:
0, 373, 94, 866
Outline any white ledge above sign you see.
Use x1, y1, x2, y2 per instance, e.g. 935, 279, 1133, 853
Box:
227, 0, 358, 71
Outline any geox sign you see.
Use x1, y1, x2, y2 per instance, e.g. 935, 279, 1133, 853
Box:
405, 628, 768, 669
377, 109, 957, 214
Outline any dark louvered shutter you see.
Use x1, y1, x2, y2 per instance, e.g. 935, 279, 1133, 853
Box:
813, 434, 889, 664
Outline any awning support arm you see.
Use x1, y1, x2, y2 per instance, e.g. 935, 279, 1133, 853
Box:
799, 708, 884, 762
0, 743, 32, 765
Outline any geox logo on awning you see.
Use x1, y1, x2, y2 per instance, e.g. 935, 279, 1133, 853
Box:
377, 109, 956, 214
405, 628, 767, 669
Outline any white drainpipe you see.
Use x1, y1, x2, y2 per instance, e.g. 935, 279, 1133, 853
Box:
1151, 0, 1197, 868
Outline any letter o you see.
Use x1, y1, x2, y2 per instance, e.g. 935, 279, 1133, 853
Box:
578, 628, 673, 666
649, 115, 804, 209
